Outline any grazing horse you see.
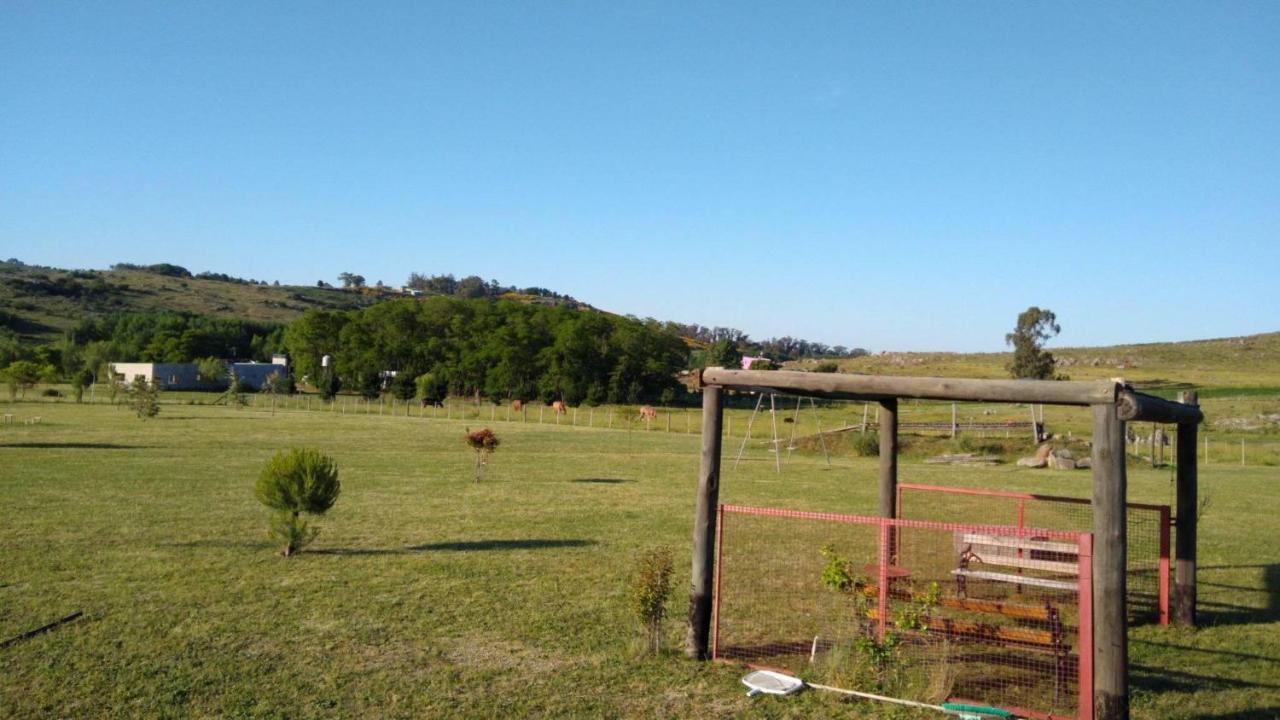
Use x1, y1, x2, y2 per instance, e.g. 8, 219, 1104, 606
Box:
551, 400, 567, 414
639, 405, 658, 422
511, 399, 523, 413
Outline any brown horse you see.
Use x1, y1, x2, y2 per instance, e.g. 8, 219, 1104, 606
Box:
639, 405, 657, 421
511, 399, 524, 413
551, 400, 567, 414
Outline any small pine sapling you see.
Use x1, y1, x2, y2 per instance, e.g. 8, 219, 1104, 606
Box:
463, 428, 500, 482
253, 448, 341, 556
628, 546, 674, 655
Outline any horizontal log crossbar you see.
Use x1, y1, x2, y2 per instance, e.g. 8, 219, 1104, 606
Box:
699, 368, 1205, 424
700, 368, 1117, 406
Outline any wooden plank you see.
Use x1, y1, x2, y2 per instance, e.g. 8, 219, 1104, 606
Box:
1175, 391, 1198, 627
962, 553, 1080, 575
953, 569, 1079, 592
865, 610, 1058, 648
1092, 403, 1129, 720
686, 386, 724, 660
699, 367, 1118, 406
960, 533, 1079, 555
1116, 390, 1204, 425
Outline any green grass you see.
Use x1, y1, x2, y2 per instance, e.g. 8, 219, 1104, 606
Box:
1, 399, 1278, 718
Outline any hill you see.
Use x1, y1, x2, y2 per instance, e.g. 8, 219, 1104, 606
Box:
800, 332, 1280, 392
0, 260, 381, 342
0, 260, 591, 345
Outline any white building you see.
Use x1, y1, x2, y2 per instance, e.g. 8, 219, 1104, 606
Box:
110, 359, 289, 391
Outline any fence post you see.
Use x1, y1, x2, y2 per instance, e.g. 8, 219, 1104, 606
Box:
878, 399, 898, 519
686, 384, 724, 660
1091, 403, 1128, 720
1174, 391, 1198, 627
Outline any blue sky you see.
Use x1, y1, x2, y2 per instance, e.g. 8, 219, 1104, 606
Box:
2, 2, 1277, 352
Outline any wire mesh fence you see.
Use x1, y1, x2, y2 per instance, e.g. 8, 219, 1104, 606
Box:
714, 505, 1093, 720
896, 483, 1168, 625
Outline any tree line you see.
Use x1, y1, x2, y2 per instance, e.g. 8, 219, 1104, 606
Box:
285, 297, 690, 405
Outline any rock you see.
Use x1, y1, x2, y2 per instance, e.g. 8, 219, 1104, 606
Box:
1075, 457, 1092, 469
1050, 448, 1074, 461
1033, 444, 1053, 461
1048, 455, 1076, 470
1017, 456, 1048, 468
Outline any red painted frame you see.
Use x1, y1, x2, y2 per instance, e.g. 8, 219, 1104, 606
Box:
713, 503, 1095, 720
896, 482, 1171, 626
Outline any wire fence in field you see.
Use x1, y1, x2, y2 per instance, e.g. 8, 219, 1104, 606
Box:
714, 505, 1093, 720
897, 483, 1169, 626
8, 387, 1280, 466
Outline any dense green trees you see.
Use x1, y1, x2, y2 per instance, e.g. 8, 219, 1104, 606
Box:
286, 297, 690, 405
66, 312, 284, 365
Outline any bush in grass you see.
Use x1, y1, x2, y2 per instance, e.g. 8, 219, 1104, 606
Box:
464, 427, 500, 482
629, 546, 674, 655
851, 430, 880, 457
42, 387, 63, 398
254, 448, 341, 556
812, 361, 840, 373
129, 376, 160, 418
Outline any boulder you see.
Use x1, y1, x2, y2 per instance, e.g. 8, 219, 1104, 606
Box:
1017, 456, 1048, 468
1048, 455, 1076, 470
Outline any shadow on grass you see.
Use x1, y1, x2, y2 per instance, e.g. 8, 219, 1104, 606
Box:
0, 442, 152, 450
313, 539, 597, 556
569, 478, 633, 484
1188, 709, 1280, 720
1132, 639, 1280, 664
1196, 564, 1280, 627
1130, 664, 1280, 693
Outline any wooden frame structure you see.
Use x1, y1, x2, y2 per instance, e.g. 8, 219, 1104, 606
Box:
686, 368, 1203, 720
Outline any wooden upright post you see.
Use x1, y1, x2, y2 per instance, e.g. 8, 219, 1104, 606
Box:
1175, 391, 1198, 627
879, 399, 898, 519
1092, 403, 1129, 720
687, 385, 724, 659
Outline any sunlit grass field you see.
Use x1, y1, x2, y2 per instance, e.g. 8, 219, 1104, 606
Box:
2, 398, 1277, 718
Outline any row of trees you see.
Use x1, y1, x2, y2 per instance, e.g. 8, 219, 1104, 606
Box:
285, 297, 691, 405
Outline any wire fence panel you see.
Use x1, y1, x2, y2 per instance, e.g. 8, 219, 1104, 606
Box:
714, 505, 1093, 720
896, 483, 1169, 625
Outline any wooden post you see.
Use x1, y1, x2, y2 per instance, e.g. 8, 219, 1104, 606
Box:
1092, 403, 1129, 720
951, 403, 957, 438
1175, 391, 1198, 627
878, 399, 898, 519
862, 403, 869, 433
687, 385, 724, 659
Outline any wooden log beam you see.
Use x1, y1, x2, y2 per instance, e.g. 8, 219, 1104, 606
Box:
686, 385, 724, 660
699, 367, 1117, 406
1115, 390, 1204, 425
1092, 403, 1129, 720
1174, 391, 1199, 627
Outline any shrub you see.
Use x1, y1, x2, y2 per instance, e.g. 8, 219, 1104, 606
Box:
254, 448, 341, 556
464, 428, 500, 482
812, 361, 840, 373
42, 388, 63, 397
629, 546, 674, 655
851, 431, 880, 457
129, 376, 160, 418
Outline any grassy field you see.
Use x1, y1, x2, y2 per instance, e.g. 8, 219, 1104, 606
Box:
2, 397, 1278, 719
